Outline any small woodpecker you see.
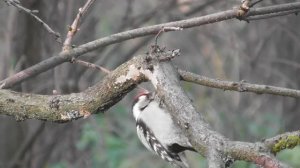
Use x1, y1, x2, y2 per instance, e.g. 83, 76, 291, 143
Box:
132, 91, 195, 168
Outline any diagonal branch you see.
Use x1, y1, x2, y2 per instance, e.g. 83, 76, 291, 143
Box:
246, 9, 300, 21
1, 2, 300, 89
179, 70, 300, 98
0, 55, 147, 122
71, 59, 111, 74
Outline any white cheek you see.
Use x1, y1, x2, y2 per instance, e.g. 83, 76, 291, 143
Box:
133, 105, 141, 121
132, 95, 148, 120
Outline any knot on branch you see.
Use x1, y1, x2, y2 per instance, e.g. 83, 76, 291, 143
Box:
49, 96, 61, 110
241, 0, 250, 12
148, 45, 181, 62
236, 0, 251, 21
232, 80, 248, 92
141, 45, 181, 76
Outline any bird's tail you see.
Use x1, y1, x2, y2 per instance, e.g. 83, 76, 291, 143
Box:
171, 152, 190, 168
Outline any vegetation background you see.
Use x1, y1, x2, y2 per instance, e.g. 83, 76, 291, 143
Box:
0, 0, 299, 168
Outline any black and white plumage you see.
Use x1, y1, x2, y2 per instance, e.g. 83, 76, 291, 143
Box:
132, 92, 195, 168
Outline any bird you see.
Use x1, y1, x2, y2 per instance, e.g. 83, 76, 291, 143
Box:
132, 91, 196, 168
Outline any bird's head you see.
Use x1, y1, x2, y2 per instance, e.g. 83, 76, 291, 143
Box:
132, 90, 153, 120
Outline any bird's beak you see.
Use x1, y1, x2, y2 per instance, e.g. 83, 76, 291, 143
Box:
148, 92, 155, 101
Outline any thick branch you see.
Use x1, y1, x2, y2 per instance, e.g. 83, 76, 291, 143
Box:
141, 49, 292, 168
0, 55, 147, 122
179, 70, 300, 98
207, 147, 224, 168
1, 2, 300, 88
142, 50, 227, 158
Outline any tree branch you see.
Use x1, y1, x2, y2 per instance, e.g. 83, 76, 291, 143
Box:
142, 49, 227, 162
179, 70, 300, 98
0, 55, 147, 122
63, 0, 96, 51
3, 0, 61, 43
264, 130, 300, 154
1, 2, 300, 89
138, 49, 293, 168
207, 147, 224, 168
245, 9, 300, 21
247, 2, 300, 16
0, 47, 298, 167
71, 59, 111, 74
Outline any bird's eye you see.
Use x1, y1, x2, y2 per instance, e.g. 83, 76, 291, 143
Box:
140, 104, 148, 111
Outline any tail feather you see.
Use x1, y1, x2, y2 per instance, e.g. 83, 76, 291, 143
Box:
171, 152, 190, 168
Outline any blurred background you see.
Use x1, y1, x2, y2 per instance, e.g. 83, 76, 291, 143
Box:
0, 0, 299, 167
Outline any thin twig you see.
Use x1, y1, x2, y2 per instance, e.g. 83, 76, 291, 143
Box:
71, 59, 111, 74
3, 0, 61, 43
246, 9, 300, 21
179, 70, 300, 98
154, 27, 183, 46
63, 0, 96, 51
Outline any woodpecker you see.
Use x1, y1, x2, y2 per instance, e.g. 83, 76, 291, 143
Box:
132, 91, 195, 168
